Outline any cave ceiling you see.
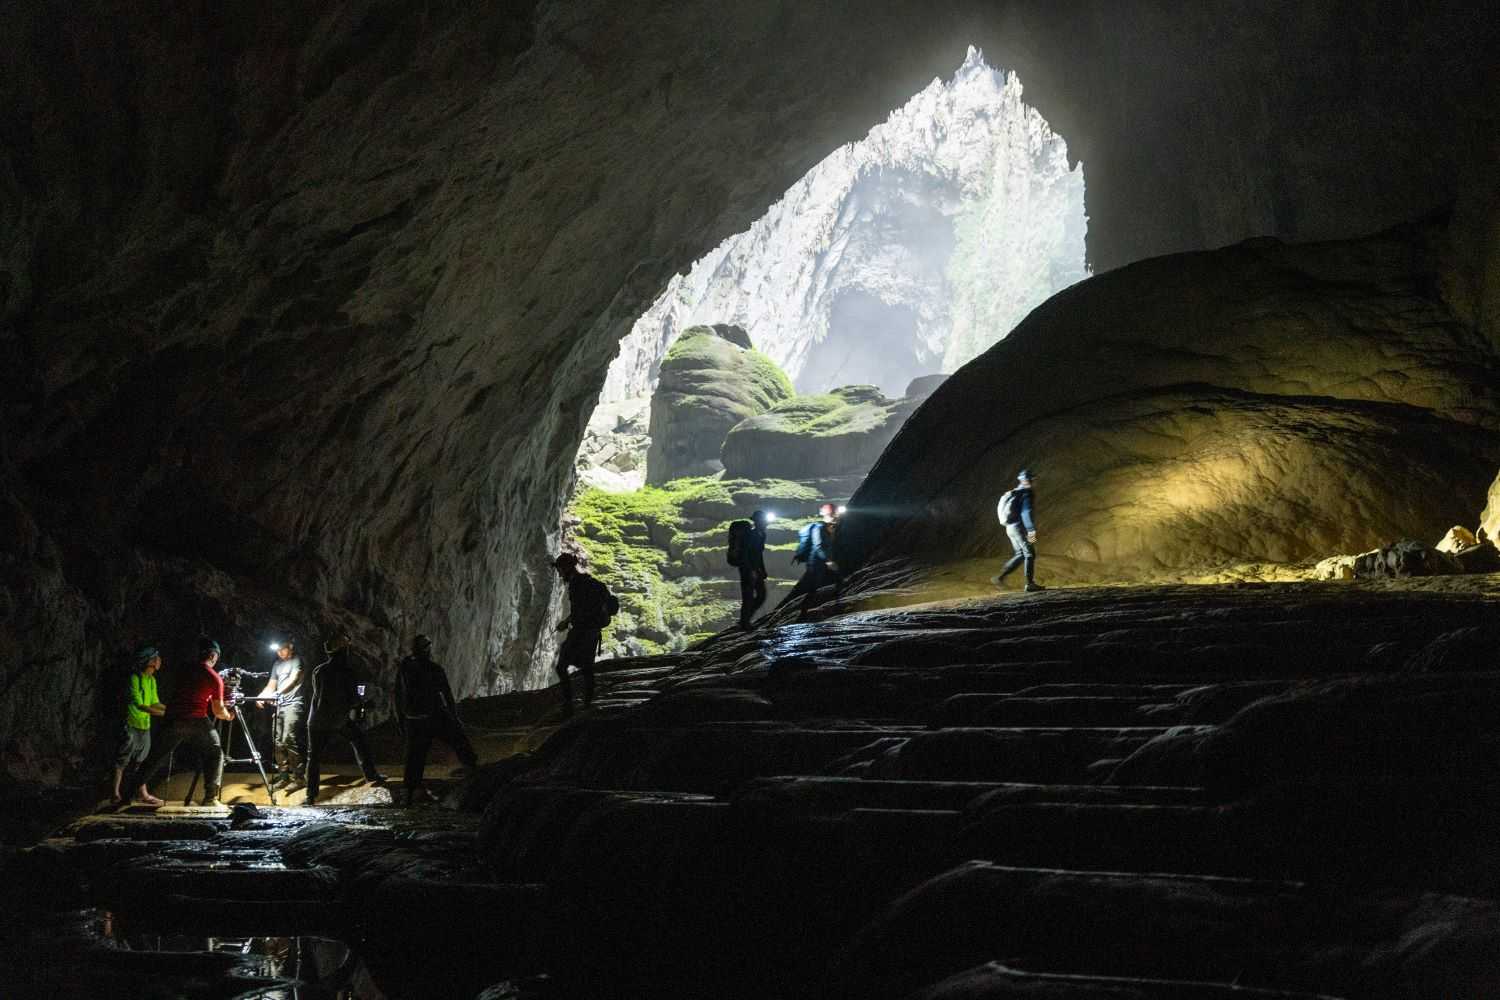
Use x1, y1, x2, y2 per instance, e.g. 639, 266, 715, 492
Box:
1, 0, 1496, 754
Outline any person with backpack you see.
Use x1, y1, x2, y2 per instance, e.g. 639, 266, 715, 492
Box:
993, 469, 1046, 592
727, 509, 770, 629
777, 502, 840, 610
304, 631, 387, 805
395, 633, 479, 807
552, 552, 618, 718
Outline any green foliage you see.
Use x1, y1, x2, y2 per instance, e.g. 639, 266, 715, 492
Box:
737, 386, 895, 438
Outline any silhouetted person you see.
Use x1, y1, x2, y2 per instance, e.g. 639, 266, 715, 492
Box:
994, 469, 1045, 592
135, 637, 235, 806
254, 640, 306, 792
552, 552, 617, 718
396, 633, 479, 807
737, 509, 770, 629
778, 503, 840, 609
304, 632, 386, 805
112, 645, 166, 807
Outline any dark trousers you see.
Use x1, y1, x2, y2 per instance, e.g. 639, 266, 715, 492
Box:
777, 561, 835, 609
134, 717, 224, 793
272, 701, 307, 775
305, 722, 379, 802
404, 715, 478, 791
999, 523, 1036, 585
556, 628, 601, 715
739, 567, 767, 627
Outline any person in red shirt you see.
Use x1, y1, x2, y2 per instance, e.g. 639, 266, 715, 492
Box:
134, 636, 236, 806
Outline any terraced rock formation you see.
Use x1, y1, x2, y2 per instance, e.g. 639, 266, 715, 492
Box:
10, 578, 1500, 998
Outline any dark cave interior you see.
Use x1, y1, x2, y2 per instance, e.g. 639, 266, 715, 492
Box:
3, 2, 1500, 998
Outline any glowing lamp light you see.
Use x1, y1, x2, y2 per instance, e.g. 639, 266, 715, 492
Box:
837, 505, 848, 515
767, 512, 778, 521
267, 642, 281, 652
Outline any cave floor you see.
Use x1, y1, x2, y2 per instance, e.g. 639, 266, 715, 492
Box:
8, 576, 1500, 998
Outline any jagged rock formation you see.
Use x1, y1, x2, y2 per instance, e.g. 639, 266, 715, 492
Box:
3, 2, 1497, 763
841, 220, 1500, 582
644, 325, 792, 484
721, 385, 919, 481
604, 48, 1087, 402
13, 579, 1500, 998
1483, 470, 1500, 544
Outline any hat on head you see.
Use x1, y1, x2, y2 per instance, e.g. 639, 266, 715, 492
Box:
1017, 469, 1034, 482
552, 552, 579, 571
134, 645, 160, 667
413, 634, 433, 652
198, 636, 221, 657
324, 631, 350, 654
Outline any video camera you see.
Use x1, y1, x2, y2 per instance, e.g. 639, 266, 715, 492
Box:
220, 666, 270, 702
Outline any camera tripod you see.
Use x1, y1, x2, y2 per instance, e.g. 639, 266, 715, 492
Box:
183, 694, 280, 806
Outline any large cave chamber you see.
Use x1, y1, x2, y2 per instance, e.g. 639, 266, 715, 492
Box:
568, 49, 1088, 654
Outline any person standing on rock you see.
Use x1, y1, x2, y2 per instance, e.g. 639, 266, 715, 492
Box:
254, 639, 307, 794
304, 631, 387, 805
395, 634, 479, 807
993, 469, 1046, 593
778, 503, 840, 610
735, 510, 771, 629
112, 645, 167, 808
134, 636, 235, 807
552, 552, 618, 718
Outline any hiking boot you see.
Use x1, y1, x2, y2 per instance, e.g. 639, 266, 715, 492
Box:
1024, 583, 1048, 593
201, 785, 223, 807
367, 773, 390, 786
990, 574, 1011, 588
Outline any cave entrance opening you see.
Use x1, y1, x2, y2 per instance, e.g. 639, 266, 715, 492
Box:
568, 46, 1087, 656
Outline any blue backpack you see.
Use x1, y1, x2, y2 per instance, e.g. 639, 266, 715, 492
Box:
793, 522, 820, 564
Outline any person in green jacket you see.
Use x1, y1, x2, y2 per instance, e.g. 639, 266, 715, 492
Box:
114, 645, 167, 807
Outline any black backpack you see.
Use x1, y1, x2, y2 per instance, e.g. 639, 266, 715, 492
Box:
726, 519, 751, 567
575, 576, 620, 630
998, 489, 1023, 525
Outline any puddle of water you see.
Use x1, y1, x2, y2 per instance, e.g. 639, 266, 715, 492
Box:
99, 911, 386, 999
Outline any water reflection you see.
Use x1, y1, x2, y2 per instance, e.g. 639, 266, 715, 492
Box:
100, 911, 385, 999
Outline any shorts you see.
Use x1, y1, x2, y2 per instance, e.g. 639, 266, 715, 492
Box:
559, 628, 601, 671
116, 725, 151, 766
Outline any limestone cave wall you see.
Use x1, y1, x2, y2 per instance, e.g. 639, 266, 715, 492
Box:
2, 0, 1497, 759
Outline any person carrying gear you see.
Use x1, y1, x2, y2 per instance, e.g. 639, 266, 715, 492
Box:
733, 510, 770, 629
134, 636, 236, 807
777, 502, 840, 609
254, 640, 307, 792
395, 634, 479, 807
993, 469, 1046, 593
112, 645, 167, 808
304, 631, 386, 805
552, 552, 618, 718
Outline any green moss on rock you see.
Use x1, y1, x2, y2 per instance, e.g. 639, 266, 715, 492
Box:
721, 385, 918, 480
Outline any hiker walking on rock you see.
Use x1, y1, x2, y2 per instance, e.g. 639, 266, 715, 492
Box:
730, 509, 770, 629
778, 502, 840, 609
304, 631, 386, 805
993, 469, 1046, 593
552, 552, 618, 718
396, 633, 479, 807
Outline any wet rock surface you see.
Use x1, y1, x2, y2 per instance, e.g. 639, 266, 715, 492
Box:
11, 578, 1500, 998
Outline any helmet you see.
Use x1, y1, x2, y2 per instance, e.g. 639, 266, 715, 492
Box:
134, 644, 160, 667
1017, 469, 1035, 483
412, 634, 433, 653
198, 636, 221, 658
552, 552, 580, 571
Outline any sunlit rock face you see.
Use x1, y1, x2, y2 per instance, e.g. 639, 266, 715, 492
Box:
644, 326, 792, 484
603, 49, 1088, 402
721, 386, 918, 482
2, 2, 1496, 758
841, 220, 1500, 579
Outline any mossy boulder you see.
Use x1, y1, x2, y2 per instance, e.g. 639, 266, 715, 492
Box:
720, 385, 918, 480
645, 325, 794, 484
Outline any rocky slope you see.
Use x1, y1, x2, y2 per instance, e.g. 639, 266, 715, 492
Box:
841, 219, 1500, 584
11, 577, 1500, 998
722, 385, 919, 481
3, 2, 1497, 765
